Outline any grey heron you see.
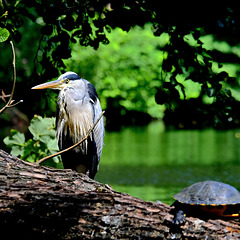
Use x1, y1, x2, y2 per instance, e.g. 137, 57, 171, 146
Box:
32, 72, 104, 179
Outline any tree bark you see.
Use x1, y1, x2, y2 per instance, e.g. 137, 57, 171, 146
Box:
0, 150, 240, 239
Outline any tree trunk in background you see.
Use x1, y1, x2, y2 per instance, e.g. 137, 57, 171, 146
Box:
0, 149, 240, 239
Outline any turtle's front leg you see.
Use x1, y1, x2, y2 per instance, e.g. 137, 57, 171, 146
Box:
172, 209, 186, 225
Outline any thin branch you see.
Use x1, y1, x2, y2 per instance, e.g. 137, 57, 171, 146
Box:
33, 34, 44, 72
0, 40, 22, 114
8, 41, 16, 105
36, 111, 105, 165
0, 92, 11, 100
8, 99, 23, 107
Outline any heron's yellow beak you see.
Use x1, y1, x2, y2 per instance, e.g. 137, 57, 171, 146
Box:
31, 79, 62, 90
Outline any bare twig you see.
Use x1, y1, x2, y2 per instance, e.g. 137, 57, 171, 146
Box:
1, 94, 11, 99
33, 34, 44, 72
0, 40, 22, 114
36, 111, 105, 165
8, 99, 23, 107
0, 90, 9, 102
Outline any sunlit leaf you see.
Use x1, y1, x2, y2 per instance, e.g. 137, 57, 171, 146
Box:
29, 115, 56, 142
47, 138, 59, 151
11, 145, 24, 157
26, 154, 37, 163
3, 129, 25, 146
0, 28, 10, 42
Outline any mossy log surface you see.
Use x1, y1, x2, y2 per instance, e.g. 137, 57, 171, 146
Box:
0, 150, 240, 239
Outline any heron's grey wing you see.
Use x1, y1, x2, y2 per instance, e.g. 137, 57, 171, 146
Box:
87, 82, 104, 176
93, 99, 104, 166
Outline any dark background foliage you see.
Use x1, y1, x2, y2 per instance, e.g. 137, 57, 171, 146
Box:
1, 1, 240, 130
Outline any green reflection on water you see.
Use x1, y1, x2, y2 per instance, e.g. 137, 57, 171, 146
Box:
96, 122, 240, 205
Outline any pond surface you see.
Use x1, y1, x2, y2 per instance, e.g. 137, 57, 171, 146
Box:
96, 122, 240, 205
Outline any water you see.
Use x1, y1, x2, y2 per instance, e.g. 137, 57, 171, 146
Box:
96, 121, 240, 205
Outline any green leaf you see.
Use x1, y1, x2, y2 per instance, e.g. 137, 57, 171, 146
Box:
26, 154, 37, 163
47, 138, 61, 163
3, 129, 25, 147
52, 156, 61, 163
11, 145, 24, 157
3, 130, 25, 157
29, 115, 56, 143
0, 28, 10, 42
22, 139, 37, 160
47, 138, 59, 152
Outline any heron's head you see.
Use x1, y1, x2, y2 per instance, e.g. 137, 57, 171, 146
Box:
32, 72, 81, 90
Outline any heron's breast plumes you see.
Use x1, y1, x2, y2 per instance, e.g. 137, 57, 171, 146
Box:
69, 104, 94, 144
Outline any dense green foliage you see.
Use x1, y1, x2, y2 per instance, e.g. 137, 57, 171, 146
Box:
1, 2, 240, 129
64, 26, 240, 129
3, 115, 61, 167
64, 25, 167, 120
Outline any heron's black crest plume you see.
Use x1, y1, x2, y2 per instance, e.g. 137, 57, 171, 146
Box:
65, 73, 81, 81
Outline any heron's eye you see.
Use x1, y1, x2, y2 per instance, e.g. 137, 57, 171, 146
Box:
66, 79, 70, 83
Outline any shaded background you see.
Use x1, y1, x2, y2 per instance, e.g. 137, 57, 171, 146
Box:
1, 2, 240, 204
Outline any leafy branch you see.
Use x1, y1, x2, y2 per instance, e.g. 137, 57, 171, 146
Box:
4, 116, 61, 166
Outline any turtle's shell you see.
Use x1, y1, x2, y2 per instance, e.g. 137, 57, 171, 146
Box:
173, 180, 240, 205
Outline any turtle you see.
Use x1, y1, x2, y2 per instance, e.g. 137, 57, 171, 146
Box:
171, 180, 240, 225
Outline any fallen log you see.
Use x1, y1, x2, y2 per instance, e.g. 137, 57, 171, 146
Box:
0, 150, 240, 239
